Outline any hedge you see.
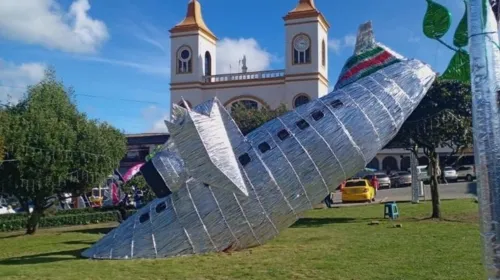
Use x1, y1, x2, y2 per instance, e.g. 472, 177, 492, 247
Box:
0, 205, 137, 222
0, 209, 138, 232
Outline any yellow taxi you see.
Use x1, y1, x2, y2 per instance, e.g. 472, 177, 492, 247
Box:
341, 179, 375, 203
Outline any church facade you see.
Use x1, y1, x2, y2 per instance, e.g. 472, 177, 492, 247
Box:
169, 0, 329, 111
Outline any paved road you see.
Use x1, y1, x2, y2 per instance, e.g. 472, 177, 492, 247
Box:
329, 181, 477, 206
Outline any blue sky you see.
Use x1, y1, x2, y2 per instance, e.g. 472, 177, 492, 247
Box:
0, 0, 464, 134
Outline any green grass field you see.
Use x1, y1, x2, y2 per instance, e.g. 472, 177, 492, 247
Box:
0, 199, 485, 280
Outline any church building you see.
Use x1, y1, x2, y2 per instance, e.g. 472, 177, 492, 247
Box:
169, 0, 329, 111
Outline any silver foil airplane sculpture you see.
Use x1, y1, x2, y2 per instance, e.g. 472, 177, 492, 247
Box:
82, 22, 436, 259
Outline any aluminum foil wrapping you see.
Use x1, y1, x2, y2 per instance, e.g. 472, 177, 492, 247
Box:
410, 150, 420, 203
82, 22, 436, 259
468, 0, 500, 278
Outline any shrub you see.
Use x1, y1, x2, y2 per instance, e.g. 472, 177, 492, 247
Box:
0, 205, 137, 222
0, 208, 139, 232
0, 211, 117, 232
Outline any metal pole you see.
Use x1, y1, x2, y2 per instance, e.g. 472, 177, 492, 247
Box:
468, 0, 500, 278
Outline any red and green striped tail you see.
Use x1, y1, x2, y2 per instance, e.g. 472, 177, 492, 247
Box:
334, 22, 401, 90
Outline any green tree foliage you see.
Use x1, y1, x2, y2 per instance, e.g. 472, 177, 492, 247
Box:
0, 110, 7, 162
231, 103, 288, 135
123, 173, 156, 203
389, 79, 472, 218
145, 145, 164, 161
0, 69, 127, 234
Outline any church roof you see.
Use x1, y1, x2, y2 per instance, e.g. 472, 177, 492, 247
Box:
283, 0, 330, 29
169, 0, 217, 41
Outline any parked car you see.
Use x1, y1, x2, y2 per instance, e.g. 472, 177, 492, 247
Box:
442, 166, 458, 182
390, 171, 412, 188
363, 173, 391, 189
0, 204, 16, 215
456, 165, 476, 181
342, 179, 375, 203
408, 165, 431, 184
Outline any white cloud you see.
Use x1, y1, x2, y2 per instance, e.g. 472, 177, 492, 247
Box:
0, 0, 108, 54
408, 35, 421, 43
75, 56, 170, 77
328, 39, 342, 54
0, 59, 46, 104
129, 22, 170, 55
69, 21, 171, 77
216, 38, 273, 74
150, 116, 169, 133
141, 105, 168, 133
344, 35, 356, 47
328, 34, 356, 54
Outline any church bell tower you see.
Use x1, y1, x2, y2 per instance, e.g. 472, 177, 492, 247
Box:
169, 0, 217, 109
283, 0, 330, 105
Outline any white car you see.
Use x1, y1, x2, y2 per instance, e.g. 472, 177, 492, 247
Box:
0, 204, 16, 215
413, 165, 430, 184
456, 165, 476, 181
442, 166, 458, 182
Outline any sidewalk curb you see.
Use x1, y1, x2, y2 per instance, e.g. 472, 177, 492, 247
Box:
325, 197, 475, 208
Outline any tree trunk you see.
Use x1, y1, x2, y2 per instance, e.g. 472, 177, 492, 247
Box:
25, 206, 43, 235
428, 149, 442, 219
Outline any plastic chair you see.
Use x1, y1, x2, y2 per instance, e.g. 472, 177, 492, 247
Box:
384, 201, 399, 219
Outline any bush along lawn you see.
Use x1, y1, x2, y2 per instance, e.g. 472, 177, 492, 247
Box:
0, 208, 138, 232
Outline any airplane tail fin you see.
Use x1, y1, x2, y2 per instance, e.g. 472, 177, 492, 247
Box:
334, 21, 403, 90
165, 98, 248, 196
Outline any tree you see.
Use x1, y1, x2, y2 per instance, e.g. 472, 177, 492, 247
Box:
231, 103, 288, 135
145, 145, 164, 161
389, 79, 472, 218
123, 173, 156, 203
0, 69, 127, 234
0, 110, 6, 162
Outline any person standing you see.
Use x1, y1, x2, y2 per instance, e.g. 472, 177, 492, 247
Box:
370, 175, 379, 201
437, 165, 448, 185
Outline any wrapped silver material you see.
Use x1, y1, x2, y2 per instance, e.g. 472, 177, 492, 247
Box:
82, 22, 436, 259
468, 1, 500, 278
410, 150, 420, 204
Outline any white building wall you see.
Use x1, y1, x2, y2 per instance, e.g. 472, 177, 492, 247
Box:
170, 34, 202, 84
170, 32, 216, 83
284, 18, 324, 76
202, 83, 286, 109
199, 36, 217, 76
170, 88, 204, 108
319, 81, 330, 97
284, 80, 320, 108
319, 29, 328, 82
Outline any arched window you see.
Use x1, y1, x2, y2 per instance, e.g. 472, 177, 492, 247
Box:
400, 157, 411, 171
382, 156, 399, 172
292, 34, 311, 65
177, 46, 192, 74
293, 94, 310, 108
231, 100, 258, 111
418, 156, 429, 166
205, 51, 212, 76
321, 40, 326, 67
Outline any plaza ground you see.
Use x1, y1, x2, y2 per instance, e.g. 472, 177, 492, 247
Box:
0, 199, 484, 280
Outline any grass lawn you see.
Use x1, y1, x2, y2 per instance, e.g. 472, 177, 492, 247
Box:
0, 199, 485, 280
